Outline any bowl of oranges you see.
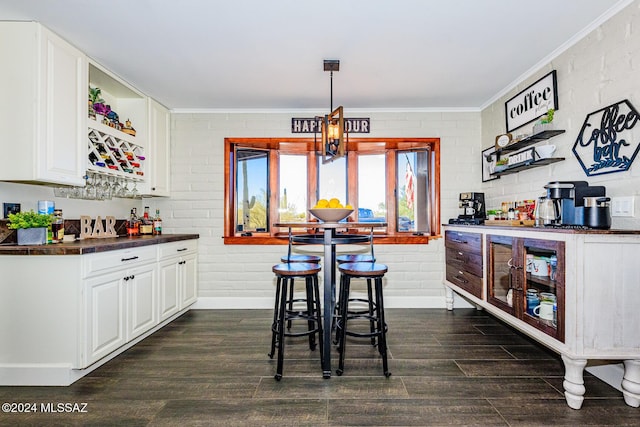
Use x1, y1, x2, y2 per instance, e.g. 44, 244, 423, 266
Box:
309, 198, 354, 223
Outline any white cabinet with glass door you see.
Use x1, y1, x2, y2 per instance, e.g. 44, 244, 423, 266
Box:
444, 225, 640, 410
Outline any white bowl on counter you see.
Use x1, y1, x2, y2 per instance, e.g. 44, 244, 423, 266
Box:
309, 208, 353, 223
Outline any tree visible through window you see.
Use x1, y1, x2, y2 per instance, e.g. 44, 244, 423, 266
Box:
235, 148, 268, 233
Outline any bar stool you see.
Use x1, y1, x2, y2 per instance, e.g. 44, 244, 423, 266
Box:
335, 226, 376, 264
335, 262, 390, 377
281, 228, 321, 264
334, 227, 376, 339
268, 262, 324, 381
280, 228, 321, 330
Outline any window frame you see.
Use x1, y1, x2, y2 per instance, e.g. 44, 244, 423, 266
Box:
224, 137, 441, 245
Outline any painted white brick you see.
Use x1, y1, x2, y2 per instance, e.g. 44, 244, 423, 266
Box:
155, 3, 640, 307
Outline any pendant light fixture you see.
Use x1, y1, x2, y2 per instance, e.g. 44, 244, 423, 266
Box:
317, 59, 347, 164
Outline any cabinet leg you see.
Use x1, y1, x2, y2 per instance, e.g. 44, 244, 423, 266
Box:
444, 286, 454, 311
561, 355, 587, 410
622, 360, 640, 407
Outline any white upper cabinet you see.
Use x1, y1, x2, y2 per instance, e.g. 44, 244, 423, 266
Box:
145, 98, 171, 196
0, 22, 87, 185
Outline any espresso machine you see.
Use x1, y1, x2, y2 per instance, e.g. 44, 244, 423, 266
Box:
543, 181, 610, 228
449, 192, 485, 225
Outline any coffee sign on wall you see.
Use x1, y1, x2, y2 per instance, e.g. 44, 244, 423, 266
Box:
505, 70, 558, 133
572, 99, 640, 176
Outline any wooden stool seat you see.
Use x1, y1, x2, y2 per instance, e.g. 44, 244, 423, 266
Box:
338, 262, 387, 276
272, 262, 321, 276
281, 254, 322, 264
336, 254, 375, 264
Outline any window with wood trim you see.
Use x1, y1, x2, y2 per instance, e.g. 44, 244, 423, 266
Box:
224, 137, 440, 245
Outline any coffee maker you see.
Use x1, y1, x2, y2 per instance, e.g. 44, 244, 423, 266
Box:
449, 192, 485, 225
543, 181, 609, 228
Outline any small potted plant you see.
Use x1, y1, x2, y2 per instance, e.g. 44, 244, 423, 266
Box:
494, 158, 509, 173
8, 210, 52, 245
89, 86, 105, 120
533, 108, 555, 134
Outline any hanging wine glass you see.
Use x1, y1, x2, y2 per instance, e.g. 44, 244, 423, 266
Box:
111, 176, 122, 198
119, 179, 130, 198
130, 181, 140, 199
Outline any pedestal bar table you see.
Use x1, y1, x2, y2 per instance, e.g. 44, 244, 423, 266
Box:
274, 221, 387, 378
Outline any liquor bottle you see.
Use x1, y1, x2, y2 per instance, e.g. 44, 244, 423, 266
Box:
127, 208, 140, 236
153, 209, 162, 235
51, 209, 64, 243
140, 206, 153, 235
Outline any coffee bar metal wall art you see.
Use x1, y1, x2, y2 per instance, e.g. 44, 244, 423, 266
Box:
505, 70, 558, 133
573, 99, 640, 176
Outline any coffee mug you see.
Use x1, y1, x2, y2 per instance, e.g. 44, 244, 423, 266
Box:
531, 258, 549, 277
533, 300, 554, 321
539, 292, 556, 302
526, 294, 540, 316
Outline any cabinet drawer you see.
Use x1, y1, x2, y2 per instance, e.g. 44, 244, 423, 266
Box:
83, 246, 157, 278
158, 239, 198, 260
445, 230, 482, 254
446, 264, 482, 299
445, 247, 483, 277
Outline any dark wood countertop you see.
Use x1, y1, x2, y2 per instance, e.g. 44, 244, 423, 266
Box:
443, 223, 640, 235
0, 234, 200, 256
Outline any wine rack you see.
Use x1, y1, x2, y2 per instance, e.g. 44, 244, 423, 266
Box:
87, 122, 145, 181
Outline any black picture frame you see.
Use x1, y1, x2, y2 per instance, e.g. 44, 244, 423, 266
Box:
505, 70, 558, 133
482, 146, 500, 182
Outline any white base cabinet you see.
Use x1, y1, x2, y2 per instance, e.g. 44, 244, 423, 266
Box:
83, 247, 158, 366
159, 240, 198, 321
0, 239, 197, 385
444, 225, 640, 410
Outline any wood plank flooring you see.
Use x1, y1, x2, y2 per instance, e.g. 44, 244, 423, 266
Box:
1, 308, 639, 426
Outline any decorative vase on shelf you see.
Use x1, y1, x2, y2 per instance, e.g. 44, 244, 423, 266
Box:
533, 122, 555, 135
532, 108, 555, 134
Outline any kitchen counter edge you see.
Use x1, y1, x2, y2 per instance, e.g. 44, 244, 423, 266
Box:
0, 234, 200, 256
443, 224, 640, 235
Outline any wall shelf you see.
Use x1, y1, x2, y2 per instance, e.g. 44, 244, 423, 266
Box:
497, 129, 566, 155
492, 157, 565, 176
490, 129, 566, 177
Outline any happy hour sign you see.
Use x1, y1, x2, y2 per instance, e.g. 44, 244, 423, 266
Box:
572, 99, 640, 176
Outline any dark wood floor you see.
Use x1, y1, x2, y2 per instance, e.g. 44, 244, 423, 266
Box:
1, 308, 639, 426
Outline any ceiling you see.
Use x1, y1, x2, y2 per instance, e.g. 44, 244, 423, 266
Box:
0, 0, 631, 111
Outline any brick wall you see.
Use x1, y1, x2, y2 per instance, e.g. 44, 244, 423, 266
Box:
159, 111, 481, 308
159, 1, 640, 308
481, 0, 640, 229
